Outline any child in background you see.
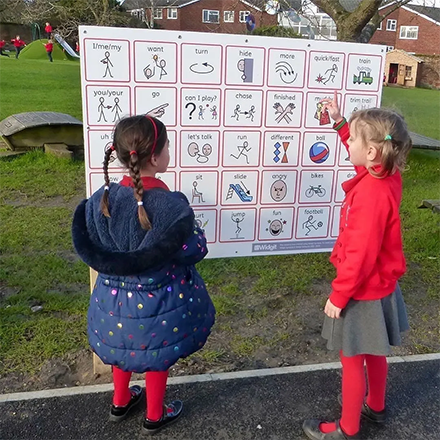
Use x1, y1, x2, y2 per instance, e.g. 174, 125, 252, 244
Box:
45, 22, 53, 39
75, 41, 80, 54
10, 35, 26, 59
0, 39, 10, 57
43, 39, 53, 62
72, 115, 215, 435
302, 92, 412, 440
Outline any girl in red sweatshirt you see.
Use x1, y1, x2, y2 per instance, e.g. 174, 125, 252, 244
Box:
11, 35, 26, 59
0, 40, 10, 57
303, 92, 412, 440
43, 39, 53, 62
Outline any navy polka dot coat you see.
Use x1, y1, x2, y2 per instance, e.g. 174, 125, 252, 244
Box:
72, 184, 215, 372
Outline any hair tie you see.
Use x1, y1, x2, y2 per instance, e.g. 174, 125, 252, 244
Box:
104, 185, 109, 191
145, 115, 158, 155
129, 150, 137, 155
110, 145, 115, 151
384, 134, 392, 141
137, 201, 144, 206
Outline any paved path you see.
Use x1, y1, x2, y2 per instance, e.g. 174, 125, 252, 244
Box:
0, 356, 439, 440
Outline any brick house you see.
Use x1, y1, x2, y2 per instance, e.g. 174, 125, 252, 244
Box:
370, 2, 440, 55
122, 0, 278, 34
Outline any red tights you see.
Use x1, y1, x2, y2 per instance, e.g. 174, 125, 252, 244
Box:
320, 351, 388, 436
112, 366, 169, 421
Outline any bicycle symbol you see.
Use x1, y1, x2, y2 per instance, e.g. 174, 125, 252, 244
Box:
305, 185, 326, 198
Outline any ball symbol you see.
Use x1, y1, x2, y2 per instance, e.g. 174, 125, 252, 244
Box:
309, 142, 330, 164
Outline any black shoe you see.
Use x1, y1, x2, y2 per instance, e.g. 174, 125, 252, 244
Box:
109, 385, 144, 422
143, 400, 183, 435
338, 394, 387, 424
302, 419, 359, 439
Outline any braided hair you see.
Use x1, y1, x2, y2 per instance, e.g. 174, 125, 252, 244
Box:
100, 115, 167, 230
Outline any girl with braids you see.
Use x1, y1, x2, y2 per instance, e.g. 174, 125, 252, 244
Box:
72, 115, 215, 435
302, 92, 412, 440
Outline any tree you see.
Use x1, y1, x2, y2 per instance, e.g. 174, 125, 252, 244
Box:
280, 0, 414, 42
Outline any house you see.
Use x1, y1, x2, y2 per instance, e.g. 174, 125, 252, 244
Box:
370, 2, 440, 55
121, 0, 278, 34
385, 49, 423, 87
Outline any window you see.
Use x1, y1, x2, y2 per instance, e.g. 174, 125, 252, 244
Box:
202, 9, 220, 23
377, 21, 382, 30
167, 8, 177, 19
224, 11, 235, 23
405, 65, 412, 78
386, 45, 394, 52
400, 26, 419, 39
386, 19, 397, 31
239, 11, 250, 23
131, 9, 145, 20
153, 8, 163, 19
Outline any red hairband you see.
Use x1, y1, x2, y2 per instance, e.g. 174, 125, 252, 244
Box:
145, 115, 158, 155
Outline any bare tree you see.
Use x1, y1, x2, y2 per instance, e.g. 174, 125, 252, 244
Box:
279, 0, 415, 42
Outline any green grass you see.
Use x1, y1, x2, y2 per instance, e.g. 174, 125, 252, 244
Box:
0, 56, 81, 121
0, 59, 439, 375
382, 87, 440, 140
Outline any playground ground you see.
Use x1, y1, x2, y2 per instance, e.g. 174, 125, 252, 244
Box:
0, 52, 439, 395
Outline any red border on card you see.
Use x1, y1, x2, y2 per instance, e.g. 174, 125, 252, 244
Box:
134, 86, 178, 127
179, 171, 219, 207
85, 85, 131, 127
87, 129, 121, 171
84, 38, 131, 83
193, 209, 218, 243
301, 131, 337, 168
298, 169, 335, 204
257, 206, 295, 241
262, 131, 301, 167
265, 90, 303, 128
294, 205, 331, 240
267, 48, 307, 89
221, 130, 261, 168
133, 40, 178, 84
180, 131, 221, 168
220, 170, 259, 207
304, 92, 341, 129
345, 53, 383, 92
219, 208, 257, 243
223, 88, 263, 128
260, 169, 298, 205
225, 45, 266, 87
181, 88, 222, 128
330, 204, 342, 238
307, 51, 345, 90
334, 169, 357, 203
180, 43, 223, 85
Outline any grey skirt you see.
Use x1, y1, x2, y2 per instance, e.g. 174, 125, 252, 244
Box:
322, 283, 409, 357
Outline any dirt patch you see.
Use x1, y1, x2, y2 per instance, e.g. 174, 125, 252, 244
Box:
0, 278, 434, 395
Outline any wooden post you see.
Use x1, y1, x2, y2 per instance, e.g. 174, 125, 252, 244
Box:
90, 268, 112, 375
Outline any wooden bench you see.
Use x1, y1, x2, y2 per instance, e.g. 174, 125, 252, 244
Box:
419, 200, 440, 214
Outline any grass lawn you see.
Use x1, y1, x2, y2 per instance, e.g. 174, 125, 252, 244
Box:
0, 56, 439, 379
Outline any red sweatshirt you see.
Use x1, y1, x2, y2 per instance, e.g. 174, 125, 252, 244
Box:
11, 38, 25, 48
45, 25, 53, 34
329, 119, 406, 309
119, 175, 169, 191
0, 40, 5, 49
45, 43, 53, 52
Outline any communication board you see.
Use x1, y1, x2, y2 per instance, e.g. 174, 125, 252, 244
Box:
79, 25, 385, 258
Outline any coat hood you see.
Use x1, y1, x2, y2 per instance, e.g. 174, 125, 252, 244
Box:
72, 184, 194, 276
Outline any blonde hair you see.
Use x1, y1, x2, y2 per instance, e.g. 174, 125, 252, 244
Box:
349, 108, 412, 178
100, 115, 167, 230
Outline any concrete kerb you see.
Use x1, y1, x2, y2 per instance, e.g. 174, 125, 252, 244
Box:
1, 352, 439, 404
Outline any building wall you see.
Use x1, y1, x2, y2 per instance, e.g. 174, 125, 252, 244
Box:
418, 55, 440, 89
385, 51, 420, 87
370, 6, 440, 55
148, 0, 277, 34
